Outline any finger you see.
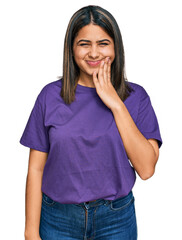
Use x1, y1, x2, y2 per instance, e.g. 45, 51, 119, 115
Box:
107, 58, 111, 83
103, 58, 108, 84
98, 60, 105, 85
92, 71, 100, 87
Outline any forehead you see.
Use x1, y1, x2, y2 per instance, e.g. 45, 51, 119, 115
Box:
74, 24, 113, 41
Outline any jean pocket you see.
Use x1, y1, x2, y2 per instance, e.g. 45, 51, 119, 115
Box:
42, 193, 56, 206
109, 191, 134, 211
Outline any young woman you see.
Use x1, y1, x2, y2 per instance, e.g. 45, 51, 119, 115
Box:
20, 5, 162, 240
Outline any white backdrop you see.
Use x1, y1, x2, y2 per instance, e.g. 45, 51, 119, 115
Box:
1, 0, 182, 239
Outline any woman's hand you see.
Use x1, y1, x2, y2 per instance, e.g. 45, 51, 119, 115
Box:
92, 57, 122, 111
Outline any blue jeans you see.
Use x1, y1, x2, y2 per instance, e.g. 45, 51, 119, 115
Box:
39, 191, 137, 240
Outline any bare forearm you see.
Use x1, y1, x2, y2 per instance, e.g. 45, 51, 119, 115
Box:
24, 169, 43, 238
112, 101, 157, 180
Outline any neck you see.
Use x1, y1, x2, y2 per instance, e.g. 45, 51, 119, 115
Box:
77, 72, 96, 88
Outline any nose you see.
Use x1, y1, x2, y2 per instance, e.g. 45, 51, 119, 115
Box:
88, 45, 99, 59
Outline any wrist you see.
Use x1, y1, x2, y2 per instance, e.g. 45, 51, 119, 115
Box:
111, 100, 125, 114
24, 229, 40, 239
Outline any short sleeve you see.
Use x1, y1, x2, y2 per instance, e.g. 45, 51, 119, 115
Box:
19, 92, 50, 153
136, 87, 163, 148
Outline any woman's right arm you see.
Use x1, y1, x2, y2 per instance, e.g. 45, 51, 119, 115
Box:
24, 149, 48, 240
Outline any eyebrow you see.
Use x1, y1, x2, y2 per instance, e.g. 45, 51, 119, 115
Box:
77, 39, 111, 44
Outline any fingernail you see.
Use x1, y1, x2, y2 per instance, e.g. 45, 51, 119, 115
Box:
101, 61, 105, 66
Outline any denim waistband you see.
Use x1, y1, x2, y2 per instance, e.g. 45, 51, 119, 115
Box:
75, 198, 112, 209
74, 191, 133, 210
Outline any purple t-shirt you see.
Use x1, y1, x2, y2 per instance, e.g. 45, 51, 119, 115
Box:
20, 79, 162, 204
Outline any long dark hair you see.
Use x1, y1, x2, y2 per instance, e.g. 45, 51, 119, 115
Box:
59, 5, 133, 104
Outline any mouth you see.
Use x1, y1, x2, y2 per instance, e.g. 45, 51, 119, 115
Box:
86, 60, 102, 67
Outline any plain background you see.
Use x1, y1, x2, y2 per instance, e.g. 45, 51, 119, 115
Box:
1, 0, 182, 239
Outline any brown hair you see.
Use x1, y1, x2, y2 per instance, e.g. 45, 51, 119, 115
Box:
59, 5, 134, 104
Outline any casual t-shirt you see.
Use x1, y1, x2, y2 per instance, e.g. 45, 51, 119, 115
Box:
20, 79, 162, 204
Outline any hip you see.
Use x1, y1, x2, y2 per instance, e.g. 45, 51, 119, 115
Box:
39, 191, 137, 239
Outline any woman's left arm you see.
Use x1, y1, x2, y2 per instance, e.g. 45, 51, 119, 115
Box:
111, 102, 159, 180
93, 57, 159, 180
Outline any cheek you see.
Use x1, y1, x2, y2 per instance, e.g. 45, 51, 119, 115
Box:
102, 47, 115, 61
74, 48, 87, 60
110, 52, 115, 62
109, 47, 115, 60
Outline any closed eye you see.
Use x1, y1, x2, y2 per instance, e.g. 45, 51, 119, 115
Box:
79, 43, 89, 46
99, 43, 109, 46
79, 43, 109, 46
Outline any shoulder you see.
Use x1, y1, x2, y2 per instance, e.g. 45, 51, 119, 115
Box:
127, 81, 149, 100
37, 79, 62, 102
128, 81, 146, 93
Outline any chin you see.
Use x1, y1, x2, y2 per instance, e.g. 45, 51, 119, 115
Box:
80, 66, 99, 77
83, 69, 98, 77
89, 68, 99, 74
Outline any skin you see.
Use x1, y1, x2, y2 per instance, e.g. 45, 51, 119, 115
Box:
73, 23, 160, 180
24, 149, 47, 240
73, 24, 115, 87
24, 22, 160, 239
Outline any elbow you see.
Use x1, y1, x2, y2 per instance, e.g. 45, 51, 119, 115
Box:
138, 152, 158, 180
139, 167, 155, 180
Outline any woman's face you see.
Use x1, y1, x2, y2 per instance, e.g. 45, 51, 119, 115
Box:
73, 24, 115, 79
